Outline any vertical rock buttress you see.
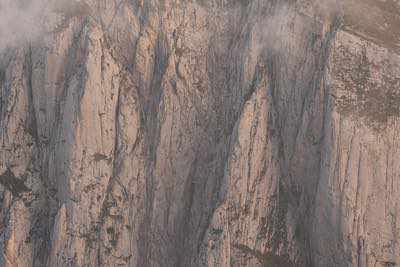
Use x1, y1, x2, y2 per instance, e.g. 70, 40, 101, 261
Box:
0, 0, 399, 266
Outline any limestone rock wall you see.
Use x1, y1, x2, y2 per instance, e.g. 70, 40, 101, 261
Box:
0, 0, 399, 266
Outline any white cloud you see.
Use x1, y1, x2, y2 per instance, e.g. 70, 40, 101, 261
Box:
0, 0, 49, 51
0, 0, 85, 52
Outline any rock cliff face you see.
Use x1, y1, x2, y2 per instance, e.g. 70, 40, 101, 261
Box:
1, 0, 400, 266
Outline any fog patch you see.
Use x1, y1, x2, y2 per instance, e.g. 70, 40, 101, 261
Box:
252, 0, 343, 57
0, 0, 90, 52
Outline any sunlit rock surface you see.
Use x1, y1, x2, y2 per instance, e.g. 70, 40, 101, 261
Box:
0, 0, 399, 266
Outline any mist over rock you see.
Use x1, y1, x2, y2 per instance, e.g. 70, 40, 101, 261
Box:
0, 0, 91, 51
0, 0, 399, 266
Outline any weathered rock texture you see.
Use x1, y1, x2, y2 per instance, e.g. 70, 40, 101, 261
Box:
0, 0, 400, 266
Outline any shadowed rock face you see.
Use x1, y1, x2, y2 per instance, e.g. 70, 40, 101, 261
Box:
343, 0, 400, 54
0, 0, 399, 266
0, 168, 31, 197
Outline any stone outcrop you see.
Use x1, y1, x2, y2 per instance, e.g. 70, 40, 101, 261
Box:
0, 0, 399, 266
